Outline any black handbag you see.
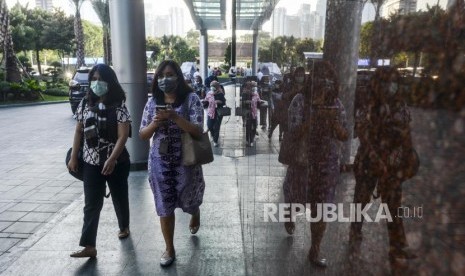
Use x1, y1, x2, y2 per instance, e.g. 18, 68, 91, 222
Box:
217, 106, 231, 116
65, 147, 84, 181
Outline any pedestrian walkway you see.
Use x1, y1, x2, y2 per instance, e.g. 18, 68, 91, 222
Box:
1, 86, 464, 275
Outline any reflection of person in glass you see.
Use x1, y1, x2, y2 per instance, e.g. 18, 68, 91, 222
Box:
139, 60, 206, 267
283, 61, 348, 267
350, 67, 417, 260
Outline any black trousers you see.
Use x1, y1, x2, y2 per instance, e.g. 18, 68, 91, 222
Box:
259, 106, 267, 127
350, 152, 407, 249
207, 115, 223, 143
245, 115, 257, 144
80, 161, 130, 247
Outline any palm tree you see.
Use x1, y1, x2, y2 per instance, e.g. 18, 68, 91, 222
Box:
90, 0, 111, 64
70, 0, 86, 68
0, 0, 21, 82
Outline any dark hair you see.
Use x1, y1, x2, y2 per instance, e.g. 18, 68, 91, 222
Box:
370, 66, 402, 106
292, 66, 306, 81
152, 60, 193, 107
306, 60, 339, 105
87, 64, 126, 106
195, 75, 203, 85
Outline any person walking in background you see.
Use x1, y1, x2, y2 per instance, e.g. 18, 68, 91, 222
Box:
274, 67, 307, 143
68, 64, 131, 258
242, 81, 264, 147
257, 68, 263, 82
350, 67, 418, 260
268, 80, 285, 141
282, 61, 348, 268
192, 75, 206, 99
204, 80, 226, 147
139, 60, 206, 267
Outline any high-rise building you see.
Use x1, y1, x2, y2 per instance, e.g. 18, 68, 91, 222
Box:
285, 16, 301, 38
154, 15, 171, 38
170, 7, 184, 36
382, 0, 417, 18
299, 4, 312, 38
35, 0, 54, 11
271, 7, 286, 38
310, 11, 324, 40
144, 0, 156, 37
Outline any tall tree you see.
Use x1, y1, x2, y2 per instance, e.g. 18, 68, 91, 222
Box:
146, 36, 161, 61
12, 7, 50, 74
366, 0, 387, 66
70, 0, 86, 68
90, 0, 111, 64
82, 20, 103, 58
43, 9, 75, 66
185, 29, 200, 48
0, 0, 21, 82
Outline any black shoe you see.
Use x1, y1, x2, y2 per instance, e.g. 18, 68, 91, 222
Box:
308, 253, 327, 268
284, 222, 295, 235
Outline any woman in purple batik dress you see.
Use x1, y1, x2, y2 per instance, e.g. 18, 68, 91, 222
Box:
282, 61, 348, 268
139, 60, 205, 267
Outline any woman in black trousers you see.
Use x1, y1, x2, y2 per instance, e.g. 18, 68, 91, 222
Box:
68, 64, 132, 258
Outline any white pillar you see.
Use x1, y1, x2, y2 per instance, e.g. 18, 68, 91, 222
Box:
200, 29, 208, 81
109, 0, 149, 169
252, 29, 259, 75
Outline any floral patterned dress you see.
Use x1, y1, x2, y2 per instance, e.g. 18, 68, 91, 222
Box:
140, 93, 205, 217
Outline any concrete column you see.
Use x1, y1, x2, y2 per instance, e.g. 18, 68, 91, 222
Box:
231, 0, 237, 68
252, 29, 259, 75
109, 0, 149, 169
200, 29, 208, 81
323, 0, 363, 164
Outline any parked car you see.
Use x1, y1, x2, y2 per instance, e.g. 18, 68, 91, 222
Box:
69, 68, 90, 114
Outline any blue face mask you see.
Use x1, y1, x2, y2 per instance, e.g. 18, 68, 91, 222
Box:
158, 77, 178, 93
90, 80, 108, 97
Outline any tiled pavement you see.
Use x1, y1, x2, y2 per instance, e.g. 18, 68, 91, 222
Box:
0, 86, 464, 275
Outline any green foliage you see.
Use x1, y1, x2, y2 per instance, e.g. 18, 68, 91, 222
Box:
10, 4, 74, 73
43, 9, 75, 59
359, 22, 373, 58
23, 79, 45, 92
185, 29, 200, 47
146, 37, 161, 62
82, 20, 104, 57
155, 35, 198, 64
258, 36, 322, 68
0, 81, 11, 92
44, 87, 68, 96
50, 61, 62, 68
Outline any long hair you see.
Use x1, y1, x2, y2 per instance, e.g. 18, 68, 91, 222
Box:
369, 66, 402, 107
305, 60, 339, 105
152, 60, 193, 107
87, 64, 126, 107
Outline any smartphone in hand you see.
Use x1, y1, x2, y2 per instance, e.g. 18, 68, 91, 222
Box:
156, 105, 168, 111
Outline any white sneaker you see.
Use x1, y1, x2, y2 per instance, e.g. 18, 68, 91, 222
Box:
213, 142, 218, 147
